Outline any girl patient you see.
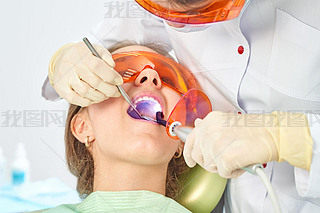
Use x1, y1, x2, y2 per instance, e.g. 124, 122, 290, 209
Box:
43, 43, 199, 212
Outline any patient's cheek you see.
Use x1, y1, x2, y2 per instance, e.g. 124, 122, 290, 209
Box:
164, 88, 181, 111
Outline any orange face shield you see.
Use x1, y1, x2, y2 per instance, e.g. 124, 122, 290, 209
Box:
165, 89, 212, 139
112, 51, 212, 140
135, 0, 246, 26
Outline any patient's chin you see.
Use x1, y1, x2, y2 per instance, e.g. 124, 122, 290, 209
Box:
123, 138, 174, 165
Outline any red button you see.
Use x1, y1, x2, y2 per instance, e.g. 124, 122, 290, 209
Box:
238, 46, 244, 54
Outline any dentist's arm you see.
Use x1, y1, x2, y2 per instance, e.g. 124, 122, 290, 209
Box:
183, 111, 313, 178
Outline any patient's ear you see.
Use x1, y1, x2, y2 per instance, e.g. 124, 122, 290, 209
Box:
177, 141, 184, 152
71, 109, 94, 144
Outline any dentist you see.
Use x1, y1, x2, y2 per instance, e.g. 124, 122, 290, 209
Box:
45, 0, 320, 212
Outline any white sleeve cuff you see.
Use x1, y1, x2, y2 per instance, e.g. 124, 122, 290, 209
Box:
41, 76, 61, 101
295, 112, 320, 198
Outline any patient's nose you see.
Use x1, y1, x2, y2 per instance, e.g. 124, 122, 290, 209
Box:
134, 69, 161, 89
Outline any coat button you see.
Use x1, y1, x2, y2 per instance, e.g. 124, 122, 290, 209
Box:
238, 45, 244, 54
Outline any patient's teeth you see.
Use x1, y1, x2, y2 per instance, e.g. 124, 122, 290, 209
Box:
128, 94, 163, 121
132, 96, 161, 108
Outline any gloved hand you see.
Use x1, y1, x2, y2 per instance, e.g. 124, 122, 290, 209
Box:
183, 111, 314, 178
48, 42, 123, 106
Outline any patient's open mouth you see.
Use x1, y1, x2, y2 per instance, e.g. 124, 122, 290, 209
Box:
127, 93, 164, 121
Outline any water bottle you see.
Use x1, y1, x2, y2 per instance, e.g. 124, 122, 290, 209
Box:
11, 143, 30, 185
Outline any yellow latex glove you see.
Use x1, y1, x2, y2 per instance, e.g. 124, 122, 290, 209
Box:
183, 111, 313, 178
48, 42, 123, 106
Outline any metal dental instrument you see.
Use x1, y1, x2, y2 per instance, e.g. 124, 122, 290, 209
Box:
83, 37, 156, 122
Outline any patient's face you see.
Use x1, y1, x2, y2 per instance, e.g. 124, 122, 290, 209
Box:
87, 45, 182, 166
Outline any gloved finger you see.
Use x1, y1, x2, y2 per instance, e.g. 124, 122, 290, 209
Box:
230, 169, 245, 178
217, 161, 245, 179
215, 157, 233, 178
52, 72, 92, 107
83, 86, 106, 103
218, 168, 232, 179
183, 128, 197, 168
223, 169, 245, 179
191, 141, 204, 167
62, 88, 92, 107
96, 81, 121, 98
203, 153, 218, 173
85, 54, 123, 85
194, 118, 203, 126
75, 66, 119, 97
204, 164, 218, 173
70, 79, 106, 103
93, 44, 115, 67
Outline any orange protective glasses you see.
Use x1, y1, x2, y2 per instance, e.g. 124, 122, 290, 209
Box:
112, 51, 199, 94
135, 0, 246, 25
112, 51, 212, 140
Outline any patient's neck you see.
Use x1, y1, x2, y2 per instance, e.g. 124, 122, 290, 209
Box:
93, 156, 168, 195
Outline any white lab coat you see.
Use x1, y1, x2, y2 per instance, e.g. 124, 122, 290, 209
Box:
43, 0, 320, 212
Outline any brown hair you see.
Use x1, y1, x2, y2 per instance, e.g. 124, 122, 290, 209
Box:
169, 0, 210, 11
65, 41, 190, 200
171, 0, 205, 6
